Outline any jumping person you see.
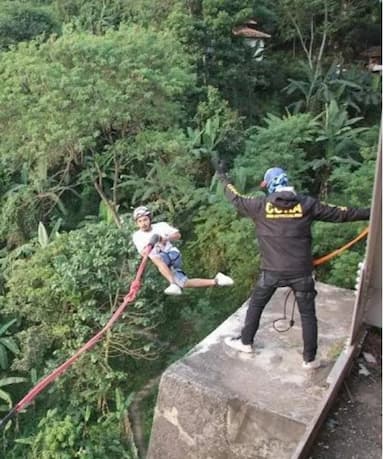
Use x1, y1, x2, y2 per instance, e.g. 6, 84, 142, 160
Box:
215, 164, 370, 369
132, 206, 234, 295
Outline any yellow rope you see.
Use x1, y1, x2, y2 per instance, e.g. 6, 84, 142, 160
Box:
313, 226, 369, 267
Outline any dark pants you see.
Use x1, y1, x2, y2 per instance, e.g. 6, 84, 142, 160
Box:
241, 271, 318, 362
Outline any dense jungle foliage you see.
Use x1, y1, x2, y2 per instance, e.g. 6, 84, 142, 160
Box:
0, 0, 380, 457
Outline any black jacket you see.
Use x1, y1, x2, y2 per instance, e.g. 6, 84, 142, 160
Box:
220, 178, 370, 274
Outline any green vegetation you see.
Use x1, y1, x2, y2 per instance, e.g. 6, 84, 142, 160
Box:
0, 0, 380, 456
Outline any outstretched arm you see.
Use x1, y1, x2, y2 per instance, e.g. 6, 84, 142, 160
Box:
212, 158, 263, 217
311, 199, 370, 222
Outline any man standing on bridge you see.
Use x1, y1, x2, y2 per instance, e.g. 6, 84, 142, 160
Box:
214, 164, 370, 369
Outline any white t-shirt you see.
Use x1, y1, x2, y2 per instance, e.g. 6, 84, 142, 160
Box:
132, 222, 180, 258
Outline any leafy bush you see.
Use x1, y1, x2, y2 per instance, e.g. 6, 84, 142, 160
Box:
12, 407, 136, 459
0, 222, 166, 373
0, 2, 59, 50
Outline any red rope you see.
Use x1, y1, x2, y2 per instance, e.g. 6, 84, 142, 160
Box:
0, 245, 152, 426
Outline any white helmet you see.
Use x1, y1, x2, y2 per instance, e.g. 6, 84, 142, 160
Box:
133, 206, 152, 221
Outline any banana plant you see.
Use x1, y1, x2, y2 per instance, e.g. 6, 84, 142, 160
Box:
284, 61, 365, 115
37, 219, 63, 248
311, 100, 368, 198
187, 116, 223, 159
0, 319, 20, 370
315, 100, 367, 162
0, 376, 27, 411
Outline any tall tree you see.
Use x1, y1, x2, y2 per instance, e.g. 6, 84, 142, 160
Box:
0, 26, 195, 243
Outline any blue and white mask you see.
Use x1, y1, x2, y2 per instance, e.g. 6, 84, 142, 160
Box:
263, 167, 289, 194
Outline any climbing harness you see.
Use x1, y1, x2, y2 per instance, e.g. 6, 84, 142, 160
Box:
0, 243, 154, 430
273, 289, 296, 333
160, 249, 182, 269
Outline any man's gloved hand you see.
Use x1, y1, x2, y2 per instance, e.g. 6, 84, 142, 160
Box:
148, 233, 161, 246
211, 157, 227, 175
211, 156, 231, 187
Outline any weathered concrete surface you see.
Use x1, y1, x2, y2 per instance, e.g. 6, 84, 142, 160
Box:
147, 282, 356, 459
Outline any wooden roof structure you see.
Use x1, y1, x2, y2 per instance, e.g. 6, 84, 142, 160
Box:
232, 19, 271, 39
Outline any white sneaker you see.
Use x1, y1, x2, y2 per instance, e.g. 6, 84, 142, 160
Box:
224, 336, 253, 353
215, 272, 234, 287
164, 284, 182, 295
302, 359, 321, 370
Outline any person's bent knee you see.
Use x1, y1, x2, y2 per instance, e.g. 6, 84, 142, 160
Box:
173, 269, 188, 288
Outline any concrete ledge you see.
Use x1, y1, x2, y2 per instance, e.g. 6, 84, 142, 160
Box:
148, 282, 356, 459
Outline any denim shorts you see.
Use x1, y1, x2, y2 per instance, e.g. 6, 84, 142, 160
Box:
159, 250, 188, 288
